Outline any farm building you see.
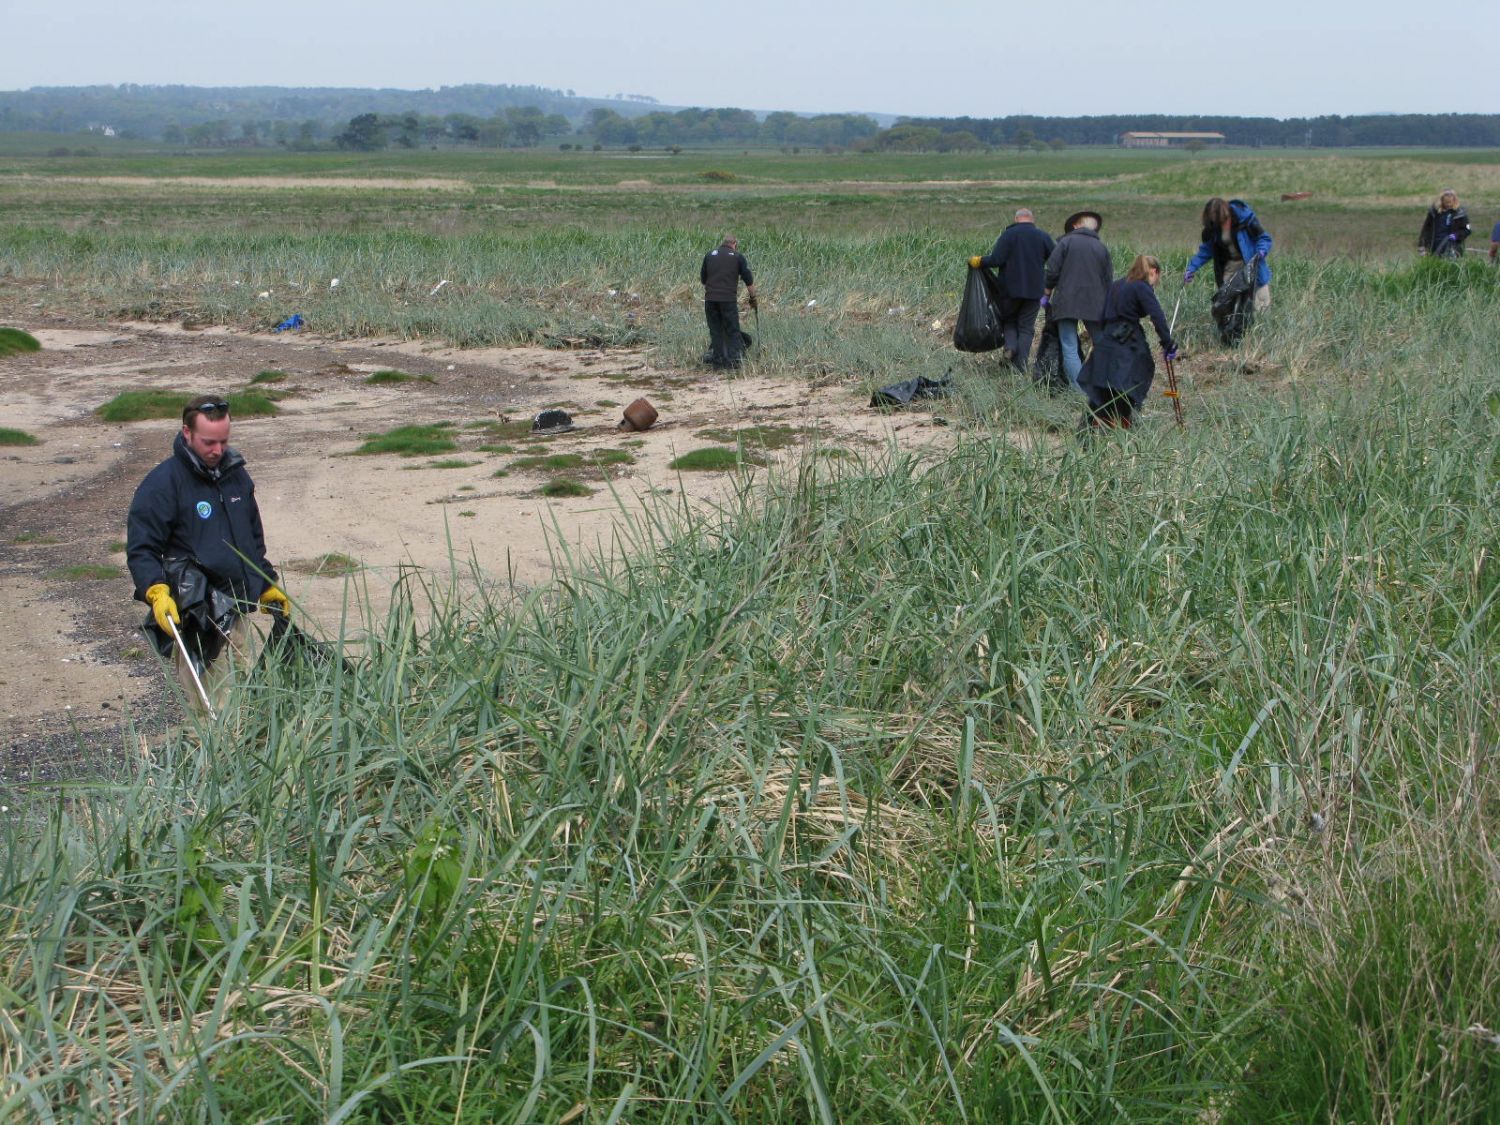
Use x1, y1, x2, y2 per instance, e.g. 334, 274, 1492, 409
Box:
1120, 131, 1226, 148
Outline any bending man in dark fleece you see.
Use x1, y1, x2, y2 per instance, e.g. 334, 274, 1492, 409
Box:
700, 235, 757, 369
127, 394, 288, 707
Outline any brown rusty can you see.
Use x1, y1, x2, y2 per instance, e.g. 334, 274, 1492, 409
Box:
620, 398, 658, 431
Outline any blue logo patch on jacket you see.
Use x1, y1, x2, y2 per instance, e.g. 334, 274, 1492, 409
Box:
196, 501, 213, 519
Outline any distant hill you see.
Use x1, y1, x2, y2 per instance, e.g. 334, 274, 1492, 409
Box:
0, 83, 675, 139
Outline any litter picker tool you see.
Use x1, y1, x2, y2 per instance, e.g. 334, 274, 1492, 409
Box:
1163, 354, 1185, 429
166, 616, 217, 719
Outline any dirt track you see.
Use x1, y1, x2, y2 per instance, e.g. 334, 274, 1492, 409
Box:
0, 317, 954, 781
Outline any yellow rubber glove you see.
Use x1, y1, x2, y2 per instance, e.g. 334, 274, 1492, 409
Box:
968, 256, 982, 268
144, 583, 180, 633
258, 585, 291, 616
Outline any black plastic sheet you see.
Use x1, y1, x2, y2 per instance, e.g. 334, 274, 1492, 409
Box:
871, 374, 953, 409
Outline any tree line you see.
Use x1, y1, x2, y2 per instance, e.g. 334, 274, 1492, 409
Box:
4, 83, 1499, 150
894, 113, 1500, 149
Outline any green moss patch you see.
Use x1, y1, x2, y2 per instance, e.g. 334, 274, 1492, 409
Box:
365, 370, 435, 385
670, 447, 765, 471
540, 478, 594, 498
354, 423, 457, 456
284, 552, 363, 577
0, 427, 40, 446
0, 327, 41, 356
695, 425, 805, 450
96, 390, 279, 423
250, 370, 287, 384
46, 564, 119, 581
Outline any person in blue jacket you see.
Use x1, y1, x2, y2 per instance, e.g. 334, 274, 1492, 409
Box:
1078, 255, 1177, 431
127, 394, 289, 704
1183, 197, 1272, 334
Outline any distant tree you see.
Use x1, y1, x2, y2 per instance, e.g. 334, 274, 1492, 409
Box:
1185, 139, 1205, 154
336, 113, 386, 151
936, 130, 981, 152
445, 113, 481, 143
476, 117, 511, 147
1013, 127, 1035, 152
1047, 137, 1066, 151
162, 122, 184, 145
392, 112, 420, 149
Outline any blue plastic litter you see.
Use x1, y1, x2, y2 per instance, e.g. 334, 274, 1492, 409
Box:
272, 314, 305, 332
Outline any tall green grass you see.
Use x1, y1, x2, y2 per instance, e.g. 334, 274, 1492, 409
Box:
3, 349, 1496, 1119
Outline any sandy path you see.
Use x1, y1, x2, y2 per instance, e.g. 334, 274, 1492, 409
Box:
0, 318, 953, 775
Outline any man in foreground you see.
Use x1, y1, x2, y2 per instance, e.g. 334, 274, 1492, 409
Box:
970, 207, 1055, 372
700, 234, 757, 369
127, 394, 289, 709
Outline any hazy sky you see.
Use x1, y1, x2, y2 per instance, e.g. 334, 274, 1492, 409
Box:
7, 0, 1497, 119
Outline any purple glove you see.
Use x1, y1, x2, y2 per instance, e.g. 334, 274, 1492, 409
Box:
1164, 346, 1179, 361
1448, 233, 1459, 241
1039, 294, 1050, 308
1183, 268, 1196, 284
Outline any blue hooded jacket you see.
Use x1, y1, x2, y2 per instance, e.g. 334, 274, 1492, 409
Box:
1187, 199, 1272, 288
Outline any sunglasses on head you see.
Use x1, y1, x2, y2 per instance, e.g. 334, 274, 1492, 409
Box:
195, 400, 230, 414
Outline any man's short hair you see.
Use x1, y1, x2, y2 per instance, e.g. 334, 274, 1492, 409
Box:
183, 395, 231, 428
1015, 208, 1033, 221
1077, 215, 1100, 231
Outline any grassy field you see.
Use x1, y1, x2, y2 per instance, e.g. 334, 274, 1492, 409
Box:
1, 145, 1499, 1121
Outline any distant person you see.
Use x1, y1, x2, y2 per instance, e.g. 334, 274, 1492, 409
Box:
969, 207, 1056, 371
127, 394, 288, 709
1491, 218, 1500, 262
1043, 211, 1112, 391
1077, 255, 1177, 431
700, 235, 757, 370
1418, 189, 1471, 259
1184, 197, 1272, 345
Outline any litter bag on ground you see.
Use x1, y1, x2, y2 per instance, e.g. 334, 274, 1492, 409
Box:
871, 373, 953, 409
1211, 265, 1255, 346
952, 266, 1007, 352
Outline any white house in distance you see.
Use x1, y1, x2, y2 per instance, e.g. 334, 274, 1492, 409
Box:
1120, 131, 1226, 148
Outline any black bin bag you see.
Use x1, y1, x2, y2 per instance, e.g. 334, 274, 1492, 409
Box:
952, 266, 1007, 353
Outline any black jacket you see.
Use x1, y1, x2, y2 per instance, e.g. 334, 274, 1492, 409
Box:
701, 243, 754, 302
127, 433, 276, 606
1078, 279, 1174, 411
1418, 205, 1471, 256
981, 222, 1056, 300
1044, 227, 1113, 321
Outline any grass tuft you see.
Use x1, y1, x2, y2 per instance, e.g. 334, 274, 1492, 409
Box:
0, 327, 41, 355
670, 446, 766, 471
0, 427, 40, 446
353, 423, 457, 456
96, 390, 279, 423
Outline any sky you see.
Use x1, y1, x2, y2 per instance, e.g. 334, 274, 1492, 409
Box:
6, 0, 1498, 120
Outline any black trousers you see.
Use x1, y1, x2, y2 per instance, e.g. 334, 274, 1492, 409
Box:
704, 300, 744, 368
1003, 298, 1042, 370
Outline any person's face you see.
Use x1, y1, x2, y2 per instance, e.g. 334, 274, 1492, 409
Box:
183, 414, 231, 468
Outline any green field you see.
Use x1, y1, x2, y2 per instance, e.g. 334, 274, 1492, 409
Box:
1, 145, 1498, 1121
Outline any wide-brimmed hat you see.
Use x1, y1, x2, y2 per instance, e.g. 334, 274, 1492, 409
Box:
1063, 210, 1103, 232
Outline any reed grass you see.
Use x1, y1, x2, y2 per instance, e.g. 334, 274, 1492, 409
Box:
1, 146, 1498, 1121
